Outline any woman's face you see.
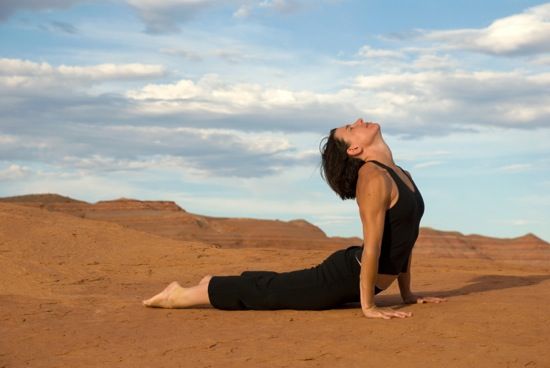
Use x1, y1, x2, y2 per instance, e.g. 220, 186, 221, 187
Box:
334, 118, 380, 156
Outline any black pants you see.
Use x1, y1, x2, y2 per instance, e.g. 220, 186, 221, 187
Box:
207, 245, 382, 310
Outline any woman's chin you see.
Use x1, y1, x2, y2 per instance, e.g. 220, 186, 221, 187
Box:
370, 122, 381, 133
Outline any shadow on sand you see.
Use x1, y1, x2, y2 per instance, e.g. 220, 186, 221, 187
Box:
435, 274, 550, 298
370, 273, 550, 309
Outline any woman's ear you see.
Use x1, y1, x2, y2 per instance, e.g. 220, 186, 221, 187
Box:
346, 145, 363, 157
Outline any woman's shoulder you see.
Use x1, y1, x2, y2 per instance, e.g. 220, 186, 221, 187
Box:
356, 162, 393, 197
357, 161, 389, 181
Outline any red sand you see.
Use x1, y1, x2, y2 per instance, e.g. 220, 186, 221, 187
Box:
1, 200, 549, 367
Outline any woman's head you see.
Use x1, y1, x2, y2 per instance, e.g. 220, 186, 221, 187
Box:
320, 119, 381, 200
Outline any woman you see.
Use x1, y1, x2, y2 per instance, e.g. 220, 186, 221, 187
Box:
143, 118, 446, 319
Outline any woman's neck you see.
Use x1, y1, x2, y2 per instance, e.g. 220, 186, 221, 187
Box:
363, 140, 395, 167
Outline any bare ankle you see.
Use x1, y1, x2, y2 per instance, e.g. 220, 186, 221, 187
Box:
199, 275, 213, 285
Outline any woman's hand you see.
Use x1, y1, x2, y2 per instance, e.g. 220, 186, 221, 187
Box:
362, 305, 412, 319
402, 293, 447, 304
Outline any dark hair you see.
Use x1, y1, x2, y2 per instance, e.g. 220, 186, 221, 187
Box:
320, 128, 365, 200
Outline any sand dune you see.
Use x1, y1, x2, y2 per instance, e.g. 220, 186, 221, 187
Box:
1, 197, 549, 367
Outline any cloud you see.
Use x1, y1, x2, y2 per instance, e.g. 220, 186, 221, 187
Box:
4, 56, 548, 148
493, 218, 544, 226
126, 74, 325, 109
260, 0, 338, 15
357, 45, 405, 59
125, 0, 219, 33
159, 47, 203, 62
233, 4, 252, 18
258, 0, 302, 14
0, 164, 31, 181
0, 59, 166, 103
125, 74, 360, 122
420, 3, 550, 56
1, 0, 336, 34
354, 69, 550, 133
511, 219, 530, 226
336, 44, 460, 71
0, 134, 18, 145
412, 54, 457, 69
0, 0, 227, 33
497, 163, 534, 173
126, 0, 333, 33
0, 121, 316, 178
127, 0, 315, 33
0, 58, 165, 80
0, 0, 83, 21
2, 44, 549, 181
56, 63, 164, 80
412, 161, 443, 169
160, 46, 267, 64
234, 0, 334, 19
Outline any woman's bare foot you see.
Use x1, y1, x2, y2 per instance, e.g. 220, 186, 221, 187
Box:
142, 281, 187, 308
199, 275, 212, 285
142, 278, 212, 308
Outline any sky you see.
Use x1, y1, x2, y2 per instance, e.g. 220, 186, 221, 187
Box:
0, 0, 549, 242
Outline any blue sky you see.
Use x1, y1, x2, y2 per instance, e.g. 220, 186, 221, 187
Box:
1, 0, 549, 242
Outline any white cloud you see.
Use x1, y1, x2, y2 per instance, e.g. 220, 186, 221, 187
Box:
0, 59, 166, 100
126, 74, 350, 114
233, 4, 252, 18
127, 79, 201, 100
353, 69, 550, 130
0, 123, 307, 178
259, 0, 301, 13
0, 134, 18, 144
0, 164, 31, 181
493, 218, 544, 226
234, 0, 327, 18
0, 58, 165, 81
413, 54, 457, 69
358, 45, 405, 59
421, 3, 550, 56
61, 154, 158, 171
413, 161, 443, 169
497, 163, 534, 173
105, 125, 293, 155
56, 63, 165, 80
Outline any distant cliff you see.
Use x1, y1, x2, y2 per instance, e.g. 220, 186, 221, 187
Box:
2, 193, 549, 264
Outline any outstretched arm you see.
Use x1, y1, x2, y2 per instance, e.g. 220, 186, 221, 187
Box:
398, 254, 413, 299
398, 253, 447, 305
356, 166, 411, 319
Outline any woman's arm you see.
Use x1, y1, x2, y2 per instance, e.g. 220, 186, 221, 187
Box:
398, 252, 448, 305
356, 166, 411, 319
398, 254, 413, 299
357, 168, 388, 309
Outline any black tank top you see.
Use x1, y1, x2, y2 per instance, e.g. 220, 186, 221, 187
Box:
355, 160, 425, 275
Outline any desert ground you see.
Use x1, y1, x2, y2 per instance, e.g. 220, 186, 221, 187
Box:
1, 197, 549, 367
